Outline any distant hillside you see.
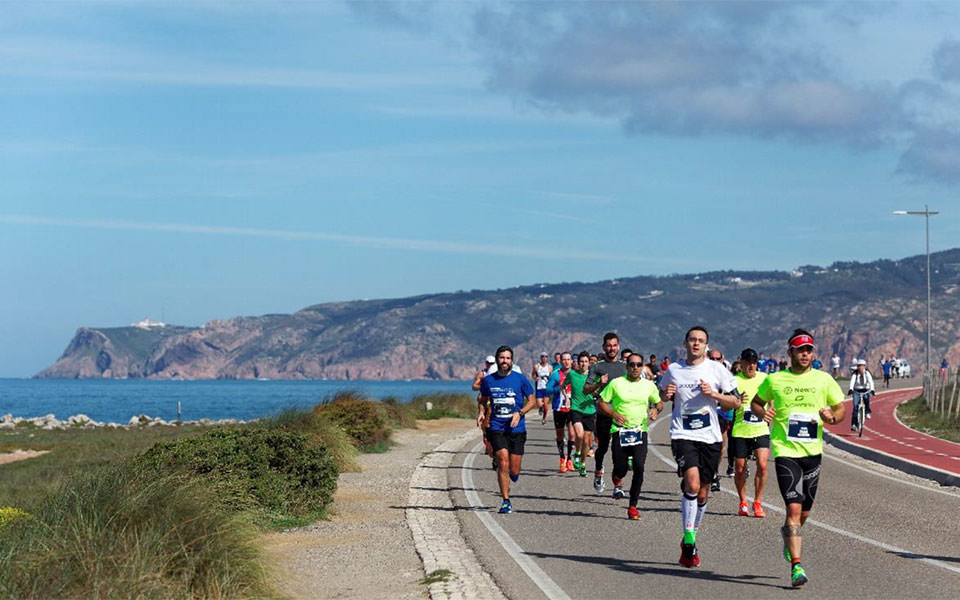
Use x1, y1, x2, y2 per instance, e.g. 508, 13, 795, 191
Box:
36, 249, 960, 380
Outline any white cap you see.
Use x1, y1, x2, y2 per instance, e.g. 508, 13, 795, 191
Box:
485, 355, 495, 364
857, 359, 866, 365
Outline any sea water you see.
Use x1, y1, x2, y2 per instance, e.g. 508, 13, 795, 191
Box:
0, 378, 472, 423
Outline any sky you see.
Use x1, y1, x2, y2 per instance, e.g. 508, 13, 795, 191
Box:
2, 1, 960, 377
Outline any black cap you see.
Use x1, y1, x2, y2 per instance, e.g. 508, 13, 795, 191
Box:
740, 348, 759, 362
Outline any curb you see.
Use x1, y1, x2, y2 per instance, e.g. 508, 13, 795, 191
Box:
406, 428, 508, 600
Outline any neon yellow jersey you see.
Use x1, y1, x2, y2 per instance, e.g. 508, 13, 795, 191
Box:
732, 372, 768, 439
599, 376, 660, 433
755, 368, 844, 458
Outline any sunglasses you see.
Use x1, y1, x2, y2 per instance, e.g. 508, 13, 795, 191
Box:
627, 362, 645, 367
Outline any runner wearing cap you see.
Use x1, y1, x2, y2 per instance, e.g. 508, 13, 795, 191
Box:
532, 352, 554, 425
751, 329, 845, 587
660, 326, 741, 568
730, 348, 769, 517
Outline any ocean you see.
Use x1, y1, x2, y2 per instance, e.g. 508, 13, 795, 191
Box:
0, 378, 473, 423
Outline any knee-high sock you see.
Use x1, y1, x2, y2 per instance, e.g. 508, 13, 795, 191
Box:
694, 500, 707, 530
681, 493, 698, 543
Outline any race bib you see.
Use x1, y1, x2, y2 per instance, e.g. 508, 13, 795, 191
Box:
618, 427, 643, 447
742, 410, 763, 424
787, 412, 819, 442
493, 399, 516, 418
682, 413, 711, 430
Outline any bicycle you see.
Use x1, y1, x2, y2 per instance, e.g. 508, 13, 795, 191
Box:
852, 391, 870, 437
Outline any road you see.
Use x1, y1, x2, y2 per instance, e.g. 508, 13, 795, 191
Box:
449, 403, 960, 599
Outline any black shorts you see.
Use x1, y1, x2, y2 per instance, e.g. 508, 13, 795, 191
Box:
775, 455, 822, 511
487, 429, 527, 455
671, 438, 722, 483
730, 435, 770, 459
570, 410, 596, 433
553, 409, 571, 429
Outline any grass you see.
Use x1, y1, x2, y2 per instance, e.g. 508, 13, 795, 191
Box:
419, 569, 454, 585
896, 395, 960, 443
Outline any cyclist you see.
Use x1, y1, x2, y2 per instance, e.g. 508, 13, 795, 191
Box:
583, 332, 627, 493
660, 326, 740, 568
597, 354, 663, 519
479, 346, 537, 514
848, 359, 875, 431
730, 348, 769, 517
751, 329, 845, 587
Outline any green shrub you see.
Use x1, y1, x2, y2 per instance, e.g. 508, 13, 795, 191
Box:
0, 462, 272, 599
380, 397, 419, 429
137, 427, 339, 520
313, 391, 391, 451
259, 408, 360, 472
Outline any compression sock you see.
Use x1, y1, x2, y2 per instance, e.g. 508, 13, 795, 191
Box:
681, 493, 698, 543
567, 439, 575, 458
556, 439, 565, 457
694, 500, 707, 530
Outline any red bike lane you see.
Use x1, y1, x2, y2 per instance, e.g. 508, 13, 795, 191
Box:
823, 386, 960, 485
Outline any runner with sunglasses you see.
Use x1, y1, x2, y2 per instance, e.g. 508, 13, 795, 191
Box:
597, 355, 663, 519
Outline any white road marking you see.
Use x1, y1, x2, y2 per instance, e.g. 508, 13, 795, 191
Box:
462, 442, 573, 600
647, 419, 960, 576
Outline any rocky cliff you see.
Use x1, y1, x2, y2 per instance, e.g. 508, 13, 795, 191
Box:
36, 249, 960, 380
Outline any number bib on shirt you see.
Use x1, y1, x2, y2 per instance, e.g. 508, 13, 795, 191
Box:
742, 410, 763, 424
618, 427, 643, 447
787, 413, 819, 442
493, 398, 516, 418
682, 413, 711, 431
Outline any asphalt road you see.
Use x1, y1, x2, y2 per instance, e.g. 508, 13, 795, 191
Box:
449, 413, 960, 600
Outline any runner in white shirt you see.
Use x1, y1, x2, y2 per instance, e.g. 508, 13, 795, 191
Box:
660, 326, 740, 568
532, 353, 554, 425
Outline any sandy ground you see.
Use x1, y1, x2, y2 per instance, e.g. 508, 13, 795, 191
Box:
262, 418, 475, 600
0, 449, 49, 465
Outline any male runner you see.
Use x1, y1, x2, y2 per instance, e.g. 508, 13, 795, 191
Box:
567, 351, 596, 476
545, 352, 576, 472
751, 329, 844, 587
660, 326, 740, 568
582, 332, 626, 493
532, 352, 554, 425
731, 348, 769, 517
473, 355, 497, 468
479, 346, 537, 514
598, 354, 663, 519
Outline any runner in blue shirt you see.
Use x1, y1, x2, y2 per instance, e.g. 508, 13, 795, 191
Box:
479, 345, 536, 514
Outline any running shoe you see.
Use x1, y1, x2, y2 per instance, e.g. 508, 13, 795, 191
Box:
586, 449, 595, 458
679, 542, 700, 568
866, 413, 872, 419
752, 501, 766, 518
593, 472, 605, 493
566, 458, 574, 472
627, 506, 640, 520
578, 463, 587, 477
790, 563, 808, 587
738, 502, 749, 517
498, 499, 512, 514
725, 466, 735, 478
710, 474, 721, 492
559, 458, 567, 473
612, 486, 625, 500
573, 457, 582, 471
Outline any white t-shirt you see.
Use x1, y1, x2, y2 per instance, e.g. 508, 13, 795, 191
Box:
487, 364, 524, 375
660, 359, 737, 444
830, 355, 840, 369
535, 363, 553, 390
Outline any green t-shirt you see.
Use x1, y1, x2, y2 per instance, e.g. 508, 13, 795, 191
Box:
599, 375, 661, 433
732, 372, 769, 439
755, 368, 844, 458
567, 370, 595, 414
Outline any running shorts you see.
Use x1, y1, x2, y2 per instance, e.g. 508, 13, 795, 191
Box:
775, 455, 822, 511
671, 438, 722, 483
535, 389, 549, 399
730, 435, 770, 459
570, 410, 596, 433
553, 409, 571, 429
487, 429, 527, 455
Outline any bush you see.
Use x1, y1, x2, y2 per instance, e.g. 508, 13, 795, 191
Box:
0, 463, 271, 599
413, 393, 476, 419
137, 427, 339, 520
380, 397, 419, 429
313, 391, 391, 451
259, 408, 360, 472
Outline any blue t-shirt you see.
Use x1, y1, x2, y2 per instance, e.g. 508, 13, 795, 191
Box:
480, 371, 534, 433
883, 361, 892, 375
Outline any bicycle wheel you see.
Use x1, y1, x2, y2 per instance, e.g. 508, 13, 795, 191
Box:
857, 400, 865, 437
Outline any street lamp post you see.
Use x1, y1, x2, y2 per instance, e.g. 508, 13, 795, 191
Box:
893, 206, 939, 375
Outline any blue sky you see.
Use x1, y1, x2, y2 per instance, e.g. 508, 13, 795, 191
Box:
2, 1, 959, 377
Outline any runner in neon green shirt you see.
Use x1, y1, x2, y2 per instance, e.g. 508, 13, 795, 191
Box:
730, 348, 770, 518
597, 356, 663, 520
750, 329, 845, 588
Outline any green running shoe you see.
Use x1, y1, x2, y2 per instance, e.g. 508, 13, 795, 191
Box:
791, 563, 808, 587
